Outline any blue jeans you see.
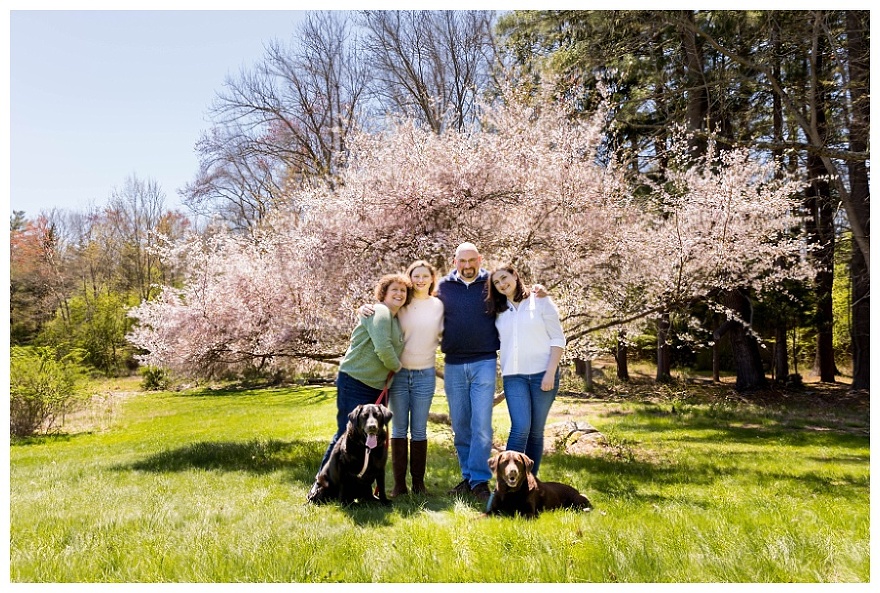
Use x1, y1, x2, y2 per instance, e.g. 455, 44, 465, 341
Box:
388, 367, 436, 441
444, 358, 497, 487
317, 372, 383, 472
503, 370, 559, 477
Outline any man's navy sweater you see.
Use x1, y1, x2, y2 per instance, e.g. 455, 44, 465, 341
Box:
436, 269, 499, 364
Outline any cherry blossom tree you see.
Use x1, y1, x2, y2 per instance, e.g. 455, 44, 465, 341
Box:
127, 225, 355, 378
128, 86, 816, 389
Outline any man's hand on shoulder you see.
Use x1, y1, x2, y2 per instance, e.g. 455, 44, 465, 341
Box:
358, 304, 376, 317
532, 284, 548, 298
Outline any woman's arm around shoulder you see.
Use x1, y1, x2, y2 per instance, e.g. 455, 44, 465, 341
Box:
365, 303, 402, 372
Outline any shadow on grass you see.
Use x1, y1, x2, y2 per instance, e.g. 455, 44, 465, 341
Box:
173, 385, 276, 398
311, 491, 466, 527
11, 433, 80, 446
115, 438, 467, 519
171, 384, 336, 405
544, 452, 712, 508
117, 438, 326, 486
296, 388, 337, 406
302, 447, 468, 525
335, 501, 396, 526
597, 404, 869, 451
544, 430, 869, 508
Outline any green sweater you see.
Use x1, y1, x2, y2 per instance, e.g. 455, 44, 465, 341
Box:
338, 303, 403, 389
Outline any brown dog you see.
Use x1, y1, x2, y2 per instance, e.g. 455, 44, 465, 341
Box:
485, 450, 592, 518
307, 403, 392, 505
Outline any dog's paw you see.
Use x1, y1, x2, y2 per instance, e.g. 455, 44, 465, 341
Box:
306, 482, 324, 504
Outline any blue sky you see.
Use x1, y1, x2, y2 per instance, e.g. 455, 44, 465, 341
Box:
5, 2, 691, 219
9, 7, 314, 216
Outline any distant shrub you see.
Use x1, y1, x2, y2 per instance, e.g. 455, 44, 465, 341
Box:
140, 366, 172, 391
36, 292, 138, 377
9, 346, 89, 437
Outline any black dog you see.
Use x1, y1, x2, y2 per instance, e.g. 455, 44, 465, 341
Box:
307, 403, 393, 505
485, 450, 592, 518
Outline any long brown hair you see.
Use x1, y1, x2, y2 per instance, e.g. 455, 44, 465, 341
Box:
405, 260, 438, 295
486, 265, 530, 316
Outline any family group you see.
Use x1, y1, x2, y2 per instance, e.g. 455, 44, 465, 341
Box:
312, 242, 566, 503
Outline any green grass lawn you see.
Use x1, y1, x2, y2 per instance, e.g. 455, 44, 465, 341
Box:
9, 379, 870, 582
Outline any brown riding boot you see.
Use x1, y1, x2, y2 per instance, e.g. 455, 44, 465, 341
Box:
410, 439, 428, 495
390, 438, 409, 497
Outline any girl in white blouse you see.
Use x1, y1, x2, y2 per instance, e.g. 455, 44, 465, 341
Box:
487, 265, 566, 476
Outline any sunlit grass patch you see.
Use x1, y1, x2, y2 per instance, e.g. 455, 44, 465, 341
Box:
10, 380, 869, 583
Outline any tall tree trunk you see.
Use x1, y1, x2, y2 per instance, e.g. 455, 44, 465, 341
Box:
574, 358, 594, 392
656, 313, 672, 383
715, 290, 767, 392
774, 323, 789, 383
615, 330, 630, 381
678, 10, 709, 156
850, 244, 869, 390
806, 162, 836, 383
712, 341, 721, 383
768, 18, 794, 388
805, 32, 836, 383
846, 10, 869, 391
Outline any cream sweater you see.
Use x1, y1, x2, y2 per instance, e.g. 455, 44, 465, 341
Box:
397, 296, 444, 370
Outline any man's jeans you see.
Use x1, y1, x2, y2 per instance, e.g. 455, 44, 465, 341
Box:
388, 367, 436, 441
502, 370, 559, 477
444, 358, 496, 487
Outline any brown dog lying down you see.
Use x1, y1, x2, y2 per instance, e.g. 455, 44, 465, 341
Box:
307, 403, 392, 506
485, 450, 592, 518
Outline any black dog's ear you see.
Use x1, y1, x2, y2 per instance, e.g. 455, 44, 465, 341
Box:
488, 454, 498, 472
379, 404, 393, 422
348, 405, 363, 425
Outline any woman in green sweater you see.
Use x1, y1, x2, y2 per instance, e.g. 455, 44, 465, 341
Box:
315, 273, 411, 473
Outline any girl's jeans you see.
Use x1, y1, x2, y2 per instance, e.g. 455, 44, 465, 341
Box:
502, 370, 559, 477
388, 367, 436, 441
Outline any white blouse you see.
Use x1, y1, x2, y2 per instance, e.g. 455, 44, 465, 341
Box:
495, 293, 566, 376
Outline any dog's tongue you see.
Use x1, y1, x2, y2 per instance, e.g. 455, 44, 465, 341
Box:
366, 434, 378, 449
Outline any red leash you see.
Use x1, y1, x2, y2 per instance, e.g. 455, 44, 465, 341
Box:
374, 371, 394, 406
372, 371, 394, 498
374, 370, 394, 449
